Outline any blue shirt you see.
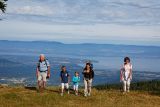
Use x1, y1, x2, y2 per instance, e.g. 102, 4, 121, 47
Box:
60, 71, 69, 83
72, 76, 80, 85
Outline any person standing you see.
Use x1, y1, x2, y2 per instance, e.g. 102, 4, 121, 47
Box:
36, 54, 50, 90
72, 72, 80, 96
120, 57, 132, 93
60, 66, 70, 96
82, 63, 94, 97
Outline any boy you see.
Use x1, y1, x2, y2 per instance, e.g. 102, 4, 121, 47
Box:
72, 72, 80, 96
60, 66, 70, 96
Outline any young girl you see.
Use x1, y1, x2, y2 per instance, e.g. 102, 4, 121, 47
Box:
72, 72, 80, 96
120, 57, 132, 93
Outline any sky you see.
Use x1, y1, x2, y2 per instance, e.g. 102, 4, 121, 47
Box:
0, 0, 160, 46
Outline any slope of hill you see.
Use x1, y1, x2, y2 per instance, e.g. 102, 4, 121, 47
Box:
0, 80, 160, 107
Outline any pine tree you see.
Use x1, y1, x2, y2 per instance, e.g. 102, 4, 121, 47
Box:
0, 0, 7, 13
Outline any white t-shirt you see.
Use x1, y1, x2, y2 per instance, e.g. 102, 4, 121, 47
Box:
123, 63, 132, 80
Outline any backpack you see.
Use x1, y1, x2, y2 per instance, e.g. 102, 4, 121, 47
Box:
37, 59, 49, 71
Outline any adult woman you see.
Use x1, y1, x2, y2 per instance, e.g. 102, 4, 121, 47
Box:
82, 63, 94, 97
120, 57, 132, 93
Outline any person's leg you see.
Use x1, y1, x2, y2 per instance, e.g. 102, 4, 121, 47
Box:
84, 79, 88, 96
61, 83, 64, 96
43, 81, 46, 89
37, 73, 42, 89
73, 84, 76, 91
88, 79, 92, 96
73, 84, 76, 94
38, 81, 41, 89
123, 80, 127, 92
127, 80, 131, 92
65, 83, 70, 94
42, 72, 47, 89
75, 84, 79, 95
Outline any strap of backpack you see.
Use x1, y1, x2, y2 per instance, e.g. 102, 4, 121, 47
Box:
44, 59, 49, 69
37, 62, 40, 70
37, 60, 48, 71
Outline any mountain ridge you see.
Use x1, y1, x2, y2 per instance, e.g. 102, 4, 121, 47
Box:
0, 40, 160, 47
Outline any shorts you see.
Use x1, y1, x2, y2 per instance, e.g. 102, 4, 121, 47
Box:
61, 83, 69, 89
38, 72, 47, 82
73, 84, 79, 91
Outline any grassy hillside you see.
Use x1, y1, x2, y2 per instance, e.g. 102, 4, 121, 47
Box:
95, 80, 160, 95
0, 80, 160, 107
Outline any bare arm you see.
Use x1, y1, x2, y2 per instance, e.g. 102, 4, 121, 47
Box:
120, 65, 124, 81
68, 76, 70, 84
128, 68, 132, 80
128, 64, 132, 80
120, 68, 123, 81
47, 66, 51, 77
36, 67, 39, 78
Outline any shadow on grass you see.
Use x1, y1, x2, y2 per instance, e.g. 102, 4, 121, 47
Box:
24, 86, 37, 91
46, 88, 84, 96
46, 88, 60, 93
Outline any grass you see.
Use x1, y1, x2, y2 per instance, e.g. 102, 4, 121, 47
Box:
95, 80, 160, 95
0, 80, 160, 107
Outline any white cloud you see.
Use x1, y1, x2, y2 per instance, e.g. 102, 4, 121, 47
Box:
16, 6, 53, 15
5, 0, 160, 25
0, 20, 160, 44
1, 0, 160, 45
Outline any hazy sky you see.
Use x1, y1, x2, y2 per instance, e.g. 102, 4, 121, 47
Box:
0, 0, 160, 46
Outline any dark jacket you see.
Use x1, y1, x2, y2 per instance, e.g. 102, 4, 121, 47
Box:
82, 70, 94, 80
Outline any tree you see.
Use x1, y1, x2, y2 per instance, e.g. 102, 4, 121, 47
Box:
0, 0, 7, 13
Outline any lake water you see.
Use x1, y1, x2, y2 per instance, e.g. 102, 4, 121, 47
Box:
0, 43, 160, 86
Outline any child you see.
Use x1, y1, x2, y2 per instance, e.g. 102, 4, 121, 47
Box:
72, 72, 80, 96
60, 66, 70, 96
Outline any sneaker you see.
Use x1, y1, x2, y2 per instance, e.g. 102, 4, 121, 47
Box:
75, 93, 78, 96
88, 93, 91, 96
60, 93, 63, 96
84, 93, 87, 97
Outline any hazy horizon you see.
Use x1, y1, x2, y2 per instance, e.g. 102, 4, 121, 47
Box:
0, 39, 160, 47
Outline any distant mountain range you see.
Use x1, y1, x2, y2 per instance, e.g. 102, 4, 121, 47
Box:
0, 40, 160, 58
1, 40, 160, 47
